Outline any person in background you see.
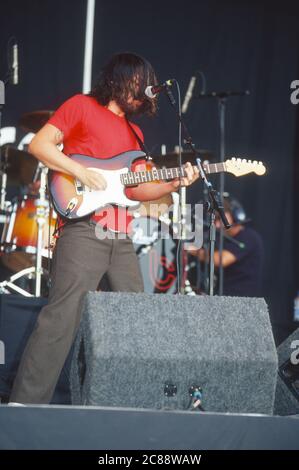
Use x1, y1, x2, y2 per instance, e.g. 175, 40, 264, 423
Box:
190, 193, 264, 296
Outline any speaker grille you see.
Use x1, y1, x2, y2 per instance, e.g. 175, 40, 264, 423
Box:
71, 292, 277, 414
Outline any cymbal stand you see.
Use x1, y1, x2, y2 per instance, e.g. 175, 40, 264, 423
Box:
0, 268, 35, 297
193, 90, 249, 294
0, 170, 7, 212
34, 164, 48, 297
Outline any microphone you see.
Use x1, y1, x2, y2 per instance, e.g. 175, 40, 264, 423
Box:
11, 42, 19, 85
182, 76, 196, 113
145, 79, 174, 98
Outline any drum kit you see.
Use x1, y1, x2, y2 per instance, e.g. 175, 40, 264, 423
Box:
0, 111, 55, 297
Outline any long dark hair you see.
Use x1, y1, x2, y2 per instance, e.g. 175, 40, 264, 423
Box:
89, 52, 158, 116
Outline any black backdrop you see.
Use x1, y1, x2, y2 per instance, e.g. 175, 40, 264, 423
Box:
1, 0, 298, 343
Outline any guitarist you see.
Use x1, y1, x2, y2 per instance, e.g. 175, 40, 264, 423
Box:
9, 52, 199, 404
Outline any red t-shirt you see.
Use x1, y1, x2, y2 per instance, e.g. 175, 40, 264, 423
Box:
48, 93, 144, 232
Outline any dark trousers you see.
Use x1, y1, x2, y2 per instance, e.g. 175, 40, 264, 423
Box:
10, 220, 143, 404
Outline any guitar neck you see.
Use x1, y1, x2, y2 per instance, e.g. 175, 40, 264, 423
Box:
121, 162, 226, 186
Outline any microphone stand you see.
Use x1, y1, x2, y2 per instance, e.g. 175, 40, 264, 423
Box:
218, 97, 226, 296
194, 90, 249, 294
164, 83, 230, 296
0, 81, 7, 211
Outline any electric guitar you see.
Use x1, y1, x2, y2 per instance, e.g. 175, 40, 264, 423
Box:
48, 150, 266, 219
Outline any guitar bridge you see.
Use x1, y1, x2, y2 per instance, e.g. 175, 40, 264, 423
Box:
75, 179, 84, 195
65, 198, 78, 217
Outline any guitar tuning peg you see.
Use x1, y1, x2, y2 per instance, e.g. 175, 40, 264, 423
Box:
253, 160, 258, 165
231, 157, 236, 161
237, 158, 241, 163
242, 158, 247, 163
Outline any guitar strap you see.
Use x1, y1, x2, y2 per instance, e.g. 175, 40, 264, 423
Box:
125, 118, 152, 161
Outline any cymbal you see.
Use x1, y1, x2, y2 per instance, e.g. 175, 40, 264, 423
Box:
19, 110, 53, 133
151, 149, 215, 167
0, 145, 37, 185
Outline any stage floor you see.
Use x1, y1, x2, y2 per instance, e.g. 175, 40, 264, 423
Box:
0, 405, 298, 450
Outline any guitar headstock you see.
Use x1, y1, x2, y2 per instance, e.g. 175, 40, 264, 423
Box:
225, 158, 266, 177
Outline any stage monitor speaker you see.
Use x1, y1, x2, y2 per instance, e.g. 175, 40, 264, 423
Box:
0, 294, 72, 404
274, 327, 299, 416
71, 292, 278, 414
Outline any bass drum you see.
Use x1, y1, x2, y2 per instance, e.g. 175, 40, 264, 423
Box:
0, 196, 57, 272
132, 215, 182, 294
